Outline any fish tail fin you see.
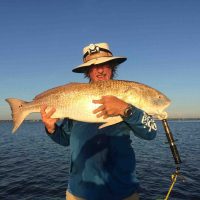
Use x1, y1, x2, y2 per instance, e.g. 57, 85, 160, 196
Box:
5, 98, 30, 133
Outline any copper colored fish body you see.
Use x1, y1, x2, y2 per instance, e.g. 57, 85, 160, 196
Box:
6, 80, 171, 133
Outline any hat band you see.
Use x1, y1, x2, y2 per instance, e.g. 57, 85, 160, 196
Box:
83, 51, 112, 63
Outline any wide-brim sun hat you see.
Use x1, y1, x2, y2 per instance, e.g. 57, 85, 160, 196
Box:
72, 42, 127, 73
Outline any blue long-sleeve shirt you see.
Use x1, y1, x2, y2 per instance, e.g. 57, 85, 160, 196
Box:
46, 107, 157, 200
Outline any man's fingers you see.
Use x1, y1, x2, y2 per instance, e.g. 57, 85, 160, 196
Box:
46, 108, 56, 118
103, 115, 109, 119
96, 110, 107, 118
40, 105, 56, 119
92, 98, 104, 104
40, 104, 47, 114
93, 105, 105, 114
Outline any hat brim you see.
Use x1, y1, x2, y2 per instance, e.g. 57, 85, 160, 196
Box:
72, 56, 127, 73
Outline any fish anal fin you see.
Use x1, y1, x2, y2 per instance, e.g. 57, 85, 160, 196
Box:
98, 116, 122, 129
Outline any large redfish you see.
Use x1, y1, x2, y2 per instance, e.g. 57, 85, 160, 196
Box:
6, 80, 170, 133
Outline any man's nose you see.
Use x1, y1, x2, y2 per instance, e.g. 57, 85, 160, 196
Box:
96, 67, 104, 73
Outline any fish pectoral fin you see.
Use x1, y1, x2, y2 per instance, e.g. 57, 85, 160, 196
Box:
156, 111, 168, 120
98, 116, 123, 129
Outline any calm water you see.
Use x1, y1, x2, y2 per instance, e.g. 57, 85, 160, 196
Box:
0, 120, 200, 200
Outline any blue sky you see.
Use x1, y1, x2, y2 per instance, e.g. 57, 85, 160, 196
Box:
0, 0, 200, 119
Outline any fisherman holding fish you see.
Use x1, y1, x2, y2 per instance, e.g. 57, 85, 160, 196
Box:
6, 43, 168, 199
40, 43, 157, 200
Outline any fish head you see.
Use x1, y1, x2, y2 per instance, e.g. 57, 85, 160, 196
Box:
153, 92, 171, 109
122, 83, 171, 114
148, 90, 171, 114
132, 86, 171, 116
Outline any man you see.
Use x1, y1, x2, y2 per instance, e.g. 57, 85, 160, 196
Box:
41, 43, 157, 200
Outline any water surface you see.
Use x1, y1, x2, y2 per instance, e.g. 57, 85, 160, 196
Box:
0, 120, 199, 200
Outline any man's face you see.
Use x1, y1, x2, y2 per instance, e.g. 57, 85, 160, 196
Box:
88, 64, 112, 82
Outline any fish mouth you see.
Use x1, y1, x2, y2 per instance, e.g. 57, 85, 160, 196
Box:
163, 100, 171, 110
159, 94, 171, 110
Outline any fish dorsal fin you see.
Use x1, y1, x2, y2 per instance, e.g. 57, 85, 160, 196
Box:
33, 82, 80, 100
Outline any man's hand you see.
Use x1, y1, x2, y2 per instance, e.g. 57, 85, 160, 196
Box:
40, 105, 59, 134
92, 96, 129, 119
